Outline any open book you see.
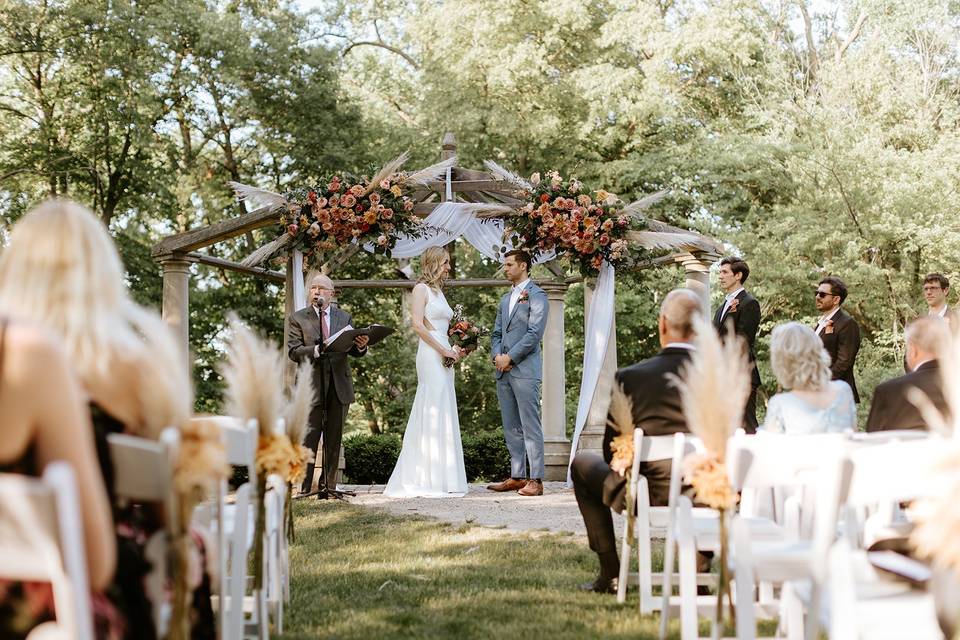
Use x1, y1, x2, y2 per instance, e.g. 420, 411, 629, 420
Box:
323, 323, 395, 353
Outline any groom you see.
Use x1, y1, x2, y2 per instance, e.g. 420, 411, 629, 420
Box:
488, 249, 549, 497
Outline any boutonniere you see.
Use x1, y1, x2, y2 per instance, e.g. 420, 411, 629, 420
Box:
517, 289, 530, 304
728, 298, 739, 314
824, 319, 835, 335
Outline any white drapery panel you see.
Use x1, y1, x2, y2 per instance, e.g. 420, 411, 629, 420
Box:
567, 261, 616, 484
292, 249, 306, 310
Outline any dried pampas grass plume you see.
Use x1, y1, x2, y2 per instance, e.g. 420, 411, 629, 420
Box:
362, 151, 410, 197
606, 383, 635, 477
671, 315, 751, 459
220, 313, 285, 438
284, 363, 314, 447
127, 304, 193, 439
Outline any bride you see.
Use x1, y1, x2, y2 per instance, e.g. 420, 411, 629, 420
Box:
384, 246, 469, 497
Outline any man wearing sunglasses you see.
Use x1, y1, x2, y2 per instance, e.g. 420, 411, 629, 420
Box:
814, 276, 862, 403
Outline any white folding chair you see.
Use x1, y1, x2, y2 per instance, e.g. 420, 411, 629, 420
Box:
617, 431, 717, 615
728, 433, 853, 640
843, 434, 941, 549
107, 427, 180, 638
0, 463, 94, 640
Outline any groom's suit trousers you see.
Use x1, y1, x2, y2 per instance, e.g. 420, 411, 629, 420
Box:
496, 373, 545, 479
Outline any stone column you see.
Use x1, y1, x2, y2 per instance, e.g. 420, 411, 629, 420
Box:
540, 281, 571, 481
576, 279, 618, 455
160, 254, 193, 360
678, 252, 717, 319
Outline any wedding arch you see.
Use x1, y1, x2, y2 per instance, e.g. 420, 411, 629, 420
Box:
152, 133, 722, 481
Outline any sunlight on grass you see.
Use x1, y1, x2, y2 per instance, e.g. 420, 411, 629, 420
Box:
275, 501, 762, 640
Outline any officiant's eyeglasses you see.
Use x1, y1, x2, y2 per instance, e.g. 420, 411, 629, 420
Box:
814, 290, 836, 298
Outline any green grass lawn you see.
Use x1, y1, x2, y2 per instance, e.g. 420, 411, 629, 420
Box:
277, 500, 734, 639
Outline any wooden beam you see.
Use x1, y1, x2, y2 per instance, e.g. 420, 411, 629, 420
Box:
186, 251, 285, 282
452, 167, 494, 181
424, 179, 524, 195
330, 277, 579, 289
152, 206, 278, 256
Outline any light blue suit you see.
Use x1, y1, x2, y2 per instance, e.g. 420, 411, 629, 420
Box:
491, 281, 549, 479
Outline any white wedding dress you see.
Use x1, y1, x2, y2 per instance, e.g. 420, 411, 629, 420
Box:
384, 287, 468, 497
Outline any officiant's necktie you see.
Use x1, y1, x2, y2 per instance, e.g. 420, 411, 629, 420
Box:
321, 309, 329, 341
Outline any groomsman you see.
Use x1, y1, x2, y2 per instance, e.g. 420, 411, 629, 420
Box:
571, 289, 702, 593
921, 273, 955, 326
714, 257, 762, 433
814, 276, 862, 403
867, 317, 951, 432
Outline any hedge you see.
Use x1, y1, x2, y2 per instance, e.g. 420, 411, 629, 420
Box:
343, 430, 512, 484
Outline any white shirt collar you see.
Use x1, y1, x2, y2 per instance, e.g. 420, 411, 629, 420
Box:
724, 287, 744, 303
818, 306, 841, 325
929, 305, 948, 318
912, 357, 935, 372
664, 342, 696, 350
512, 278, 531, 292
313, 305, 329, 316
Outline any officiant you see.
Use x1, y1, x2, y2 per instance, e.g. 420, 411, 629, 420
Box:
288, 272, 369, 499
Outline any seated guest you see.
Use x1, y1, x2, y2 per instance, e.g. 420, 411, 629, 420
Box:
0, 200, 201, 639
761, 322, 856, 435
571, 288, 702, 594
867, 316, 951, 432
0, 320, 117, 638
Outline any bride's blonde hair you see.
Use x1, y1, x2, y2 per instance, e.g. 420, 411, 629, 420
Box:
0, 199, 192, 437
418, 246, 448, 290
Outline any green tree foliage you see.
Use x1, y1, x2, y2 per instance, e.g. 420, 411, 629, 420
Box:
3, 0, 959, 431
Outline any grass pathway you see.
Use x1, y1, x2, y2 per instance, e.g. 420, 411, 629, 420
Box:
276, 500, 707, 639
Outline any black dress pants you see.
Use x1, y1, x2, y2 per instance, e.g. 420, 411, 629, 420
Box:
301, 382, 348, 493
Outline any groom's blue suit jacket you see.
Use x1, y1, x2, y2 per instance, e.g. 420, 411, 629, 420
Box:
490, 282, 549, 380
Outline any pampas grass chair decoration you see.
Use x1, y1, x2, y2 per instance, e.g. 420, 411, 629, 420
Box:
670, 314, 752, 632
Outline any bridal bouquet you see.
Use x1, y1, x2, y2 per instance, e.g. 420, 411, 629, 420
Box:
444, 305, 489, 367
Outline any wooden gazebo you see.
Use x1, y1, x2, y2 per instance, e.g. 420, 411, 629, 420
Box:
152, 133, 722, 480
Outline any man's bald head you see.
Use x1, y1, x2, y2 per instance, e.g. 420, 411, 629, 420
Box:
905, 315, 951, 370
659, 288, 702, 347
308, 272, 335, 309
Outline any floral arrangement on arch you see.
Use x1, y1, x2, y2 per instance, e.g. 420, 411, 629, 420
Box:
483, 161, 700, 277
510, 170, 636, 275
230, 153, 455, 268
279, 175, 423, 261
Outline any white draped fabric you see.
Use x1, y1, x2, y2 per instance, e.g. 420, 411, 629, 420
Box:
367, 201, 510, 261
566, 261, 616, 484
292, 249, 306, 310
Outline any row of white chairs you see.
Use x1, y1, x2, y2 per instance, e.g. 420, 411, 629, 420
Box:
617, 428, 945, 640
0, 417, 292, 640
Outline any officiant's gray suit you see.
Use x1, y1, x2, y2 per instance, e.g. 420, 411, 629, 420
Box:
491, 282, 549, 479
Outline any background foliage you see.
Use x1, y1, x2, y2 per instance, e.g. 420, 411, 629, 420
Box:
3, 0, 959, 433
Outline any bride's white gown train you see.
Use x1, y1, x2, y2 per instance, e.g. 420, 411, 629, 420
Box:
384, 287, 468, 497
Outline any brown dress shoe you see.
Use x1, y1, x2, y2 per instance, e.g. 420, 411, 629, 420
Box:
487, 478, 527, 492
518, 479, 543, 496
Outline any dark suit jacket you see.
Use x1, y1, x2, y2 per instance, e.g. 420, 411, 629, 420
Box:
866, 360, 948, 432
287, 304, 365, 405
713, 289, 762, 387
818, 308, 861, 403
601, 347, 693, 511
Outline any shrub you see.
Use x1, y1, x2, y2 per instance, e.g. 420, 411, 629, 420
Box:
342, 430, 512, 484
462, 431, 511, 482
343, 433, 402, 484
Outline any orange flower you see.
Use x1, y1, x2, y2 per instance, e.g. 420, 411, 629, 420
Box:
364, 210, 378, 224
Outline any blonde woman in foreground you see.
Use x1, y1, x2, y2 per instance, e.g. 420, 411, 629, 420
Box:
760, 322, 856, 434
0, 199, 206, 638
0, 320, 117, 638
384, 246, 468, 498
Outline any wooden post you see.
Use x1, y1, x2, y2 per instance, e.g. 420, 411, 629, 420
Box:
541, 281, 571, 480
159, 254, 193, 361
576, 279, 618, 455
